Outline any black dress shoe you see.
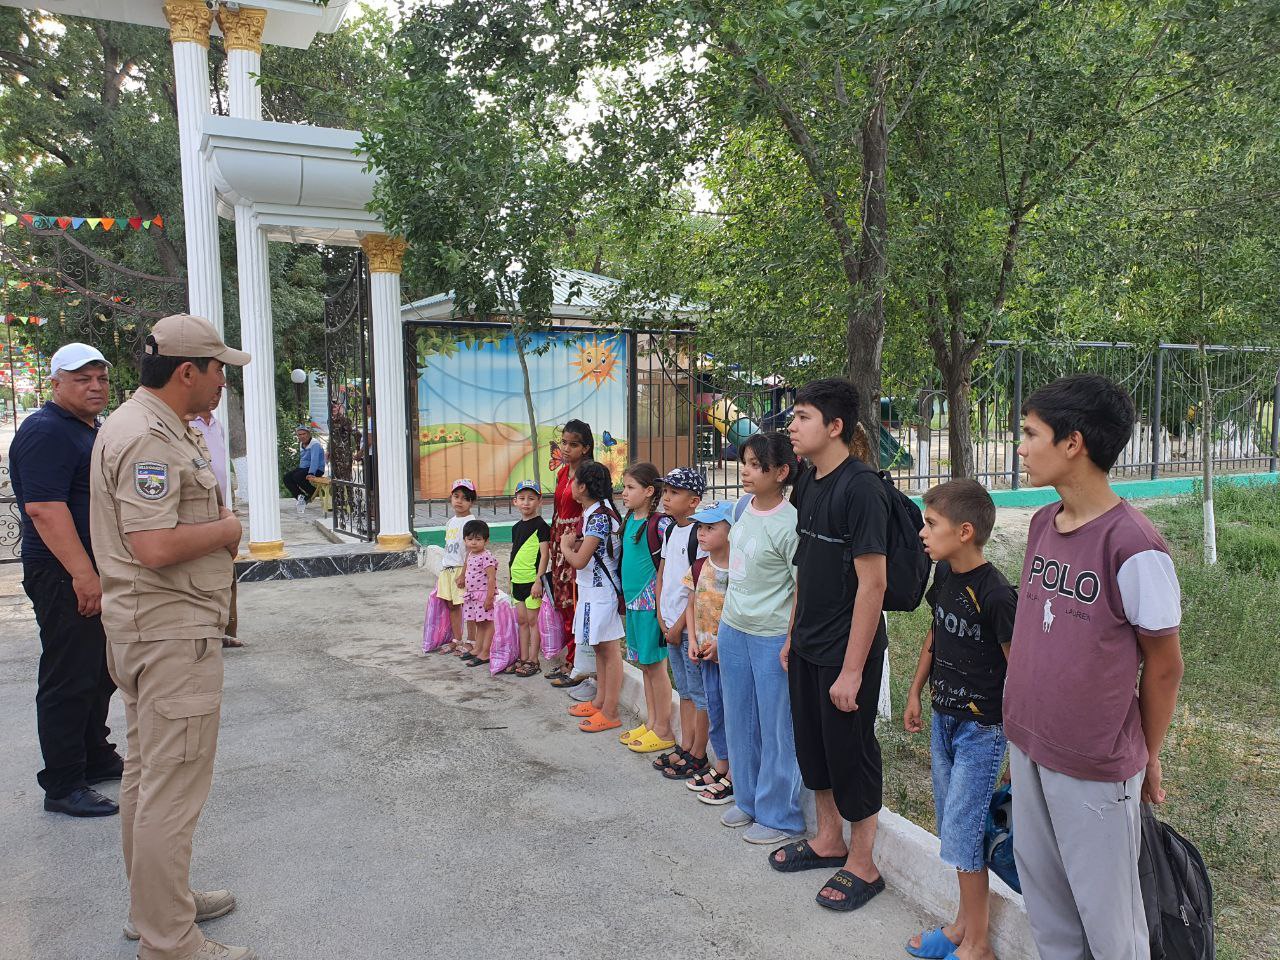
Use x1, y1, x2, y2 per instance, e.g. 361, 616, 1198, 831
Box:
85, 760, 125, 785
44, 786, 119, 817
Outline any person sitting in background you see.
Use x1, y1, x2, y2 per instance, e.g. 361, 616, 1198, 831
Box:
283, 427, 325, 508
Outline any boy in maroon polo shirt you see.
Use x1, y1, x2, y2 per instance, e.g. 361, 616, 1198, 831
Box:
1006, 375, 1185, 960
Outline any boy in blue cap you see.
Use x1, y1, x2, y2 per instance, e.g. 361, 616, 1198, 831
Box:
683, 501, 738, 809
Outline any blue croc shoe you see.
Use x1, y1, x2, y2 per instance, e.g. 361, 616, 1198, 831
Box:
906, 928, 958, 959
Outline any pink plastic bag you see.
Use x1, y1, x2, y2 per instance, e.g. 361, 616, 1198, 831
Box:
421, 588, 453, 653
489, 597, 520, 674
538, 596, 566, 660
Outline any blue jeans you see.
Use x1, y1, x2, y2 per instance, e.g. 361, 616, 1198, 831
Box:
700, 658, 727, 763
717, 623, 805, 835
667, 632, 706, 711
931, 711, 1007, 872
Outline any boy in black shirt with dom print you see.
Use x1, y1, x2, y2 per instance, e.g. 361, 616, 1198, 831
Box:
768, 378, 890, 914
903, 479, 1016, 960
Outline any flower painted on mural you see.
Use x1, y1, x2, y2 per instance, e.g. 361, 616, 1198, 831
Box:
570, 336, 619, 388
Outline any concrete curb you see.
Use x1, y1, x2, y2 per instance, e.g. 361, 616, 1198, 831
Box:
616, 660, 1036, 960
422, 544, 1035, 958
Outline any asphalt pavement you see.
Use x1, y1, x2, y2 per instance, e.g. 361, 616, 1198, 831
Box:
0, 563, 933, 960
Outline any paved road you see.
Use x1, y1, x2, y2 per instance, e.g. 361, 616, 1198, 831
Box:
0, 564, 933, 960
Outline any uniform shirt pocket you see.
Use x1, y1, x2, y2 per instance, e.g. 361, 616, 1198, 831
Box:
151, 690, 222, 766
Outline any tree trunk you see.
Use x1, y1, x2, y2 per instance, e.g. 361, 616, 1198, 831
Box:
846, 62, 890, 450
513, 324, 542, 489
943, 355, 976, 480
1199, 342, 1216, 564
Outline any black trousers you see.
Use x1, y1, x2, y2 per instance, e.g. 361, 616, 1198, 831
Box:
283, 467, 317, 500
22, 561, 119, 798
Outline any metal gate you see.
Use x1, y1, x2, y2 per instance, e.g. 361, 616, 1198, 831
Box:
322, 253, 378, 540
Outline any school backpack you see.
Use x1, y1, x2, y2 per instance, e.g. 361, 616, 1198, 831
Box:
663, 517, 702, 568
1139, 804, 1215, 960
618, 511, 670, 571
984, 784, 1020, 893
793, 459, 931, 612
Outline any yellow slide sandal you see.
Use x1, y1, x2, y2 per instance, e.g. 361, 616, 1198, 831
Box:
627, 729, 676, 753
620, 723, 648, 745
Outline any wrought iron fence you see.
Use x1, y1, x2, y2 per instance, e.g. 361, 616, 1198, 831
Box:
405, 319, 1280, 522
698, 339, 1280, 498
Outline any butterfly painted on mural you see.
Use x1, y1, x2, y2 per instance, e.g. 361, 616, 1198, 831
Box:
548, 441, 564, 472
601, 430, 617, 448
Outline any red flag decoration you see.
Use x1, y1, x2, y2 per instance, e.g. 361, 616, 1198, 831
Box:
56, 217, 71, 229
21, 214, 33, 225
128, 217, 142, 230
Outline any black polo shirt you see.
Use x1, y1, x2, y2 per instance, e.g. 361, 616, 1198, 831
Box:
10, 401, 98, 566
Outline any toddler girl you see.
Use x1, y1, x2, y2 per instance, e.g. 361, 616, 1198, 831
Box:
457, 519, 498, 667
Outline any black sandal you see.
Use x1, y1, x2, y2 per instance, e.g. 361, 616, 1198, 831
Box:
815, 870, 885, 912
545, 668, 568, 682
460, 653, 479, 664
662, 754, 709, 780
466, 657, 491, 667
768, 840, 849, 874
697, 775, 735, 806
652, 747, 689, 772
685, 768, 721, 792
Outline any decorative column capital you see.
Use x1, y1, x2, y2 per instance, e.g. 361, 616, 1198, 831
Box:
361, 234, 408, 274
217, 6, 267, 54
163, 0, 215, 48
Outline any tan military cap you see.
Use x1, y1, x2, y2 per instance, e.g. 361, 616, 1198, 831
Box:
146, 314, 251, 367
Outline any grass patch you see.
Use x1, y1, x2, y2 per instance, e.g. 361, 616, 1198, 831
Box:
882, 484, 1280, 959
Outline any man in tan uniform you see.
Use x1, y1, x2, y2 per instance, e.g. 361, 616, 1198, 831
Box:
90, 314, 255, 960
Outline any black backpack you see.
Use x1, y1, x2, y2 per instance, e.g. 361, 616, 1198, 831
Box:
1139, 805, 1215, 960
793, 459, 931, 612
663, 517, 702, 568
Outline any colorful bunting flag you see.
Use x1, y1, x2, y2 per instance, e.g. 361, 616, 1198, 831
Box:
2, 213, 165, 231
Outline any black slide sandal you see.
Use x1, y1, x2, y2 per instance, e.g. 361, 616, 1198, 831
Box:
768, 840, 848, 874
815, 870, 885, 912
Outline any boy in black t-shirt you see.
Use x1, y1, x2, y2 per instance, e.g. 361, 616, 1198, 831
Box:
903, 478, 1016, 960
767, 378, 890, 914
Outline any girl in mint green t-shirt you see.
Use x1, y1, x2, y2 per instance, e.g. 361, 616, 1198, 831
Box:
717, 432, 806, 838
618, 462, 675, 754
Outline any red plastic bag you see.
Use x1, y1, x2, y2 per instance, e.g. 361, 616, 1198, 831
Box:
489, 595, 520, 674
538, 596, 566, 660
421, 588, 453, 653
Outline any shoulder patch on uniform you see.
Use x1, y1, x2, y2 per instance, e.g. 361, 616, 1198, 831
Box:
134, 461, 169, 500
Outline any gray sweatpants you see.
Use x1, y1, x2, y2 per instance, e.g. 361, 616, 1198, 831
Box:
1009, 744, 1148, 960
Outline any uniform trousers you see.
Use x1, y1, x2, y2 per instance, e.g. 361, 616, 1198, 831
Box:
23, 560, 119, 798
107, 636, 224, 960
1010, 743, 1148, 960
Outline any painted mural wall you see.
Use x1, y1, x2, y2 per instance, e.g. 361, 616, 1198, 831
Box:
414, 326, 630, 499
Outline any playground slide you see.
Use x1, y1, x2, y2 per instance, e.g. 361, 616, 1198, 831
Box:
703, 396, 913, 470
704, 396, 759, 448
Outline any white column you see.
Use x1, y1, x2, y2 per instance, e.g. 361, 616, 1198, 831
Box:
218, 7, 281, 558
361, 234, 414, 550
163, 1, 223, 332
235, 213, 283, 558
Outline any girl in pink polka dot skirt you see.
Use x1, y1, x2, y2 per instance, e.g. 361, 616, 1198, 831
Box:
457, 519, 498, 667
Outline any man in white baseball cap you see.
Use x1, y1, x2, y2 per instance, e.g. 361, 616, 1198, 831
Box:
49, 342, 112, 378
9, 340, 121, 818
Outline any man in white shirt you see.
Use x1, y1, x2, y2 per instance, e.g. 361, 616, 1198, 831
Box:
189, 388, 243, 649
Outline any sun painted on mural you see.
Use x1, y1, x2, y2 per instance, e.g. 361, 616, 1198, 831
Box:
570, 337, 620, 387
